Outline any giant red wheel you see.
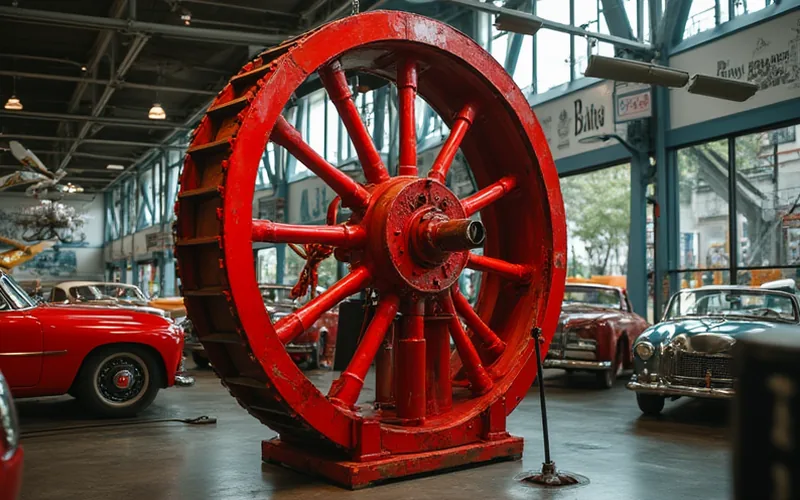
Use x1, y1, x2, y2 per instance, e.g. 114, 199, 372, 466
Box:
175, 11, 566, 488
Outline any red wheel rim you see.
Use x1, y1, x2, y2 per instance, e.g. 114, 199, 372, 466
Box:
175, 11, 566, 455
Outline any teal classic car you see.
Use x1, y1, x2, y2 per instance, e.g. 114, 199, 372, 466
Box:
627, 286, 800, 415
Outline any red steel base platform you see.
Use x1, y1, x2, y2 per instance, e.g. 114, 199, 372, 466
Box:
262, 435, 524, 489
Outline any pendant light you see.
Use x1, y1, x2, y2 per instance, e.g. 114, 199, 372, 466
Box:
148, 72, 167, 120
148, 102, 166, 120
4, 77, 22, 110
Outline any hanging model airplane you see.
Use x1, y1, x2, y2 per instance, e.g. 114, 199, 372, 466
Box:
0, 235, 56, 272
0, 141, 83, 197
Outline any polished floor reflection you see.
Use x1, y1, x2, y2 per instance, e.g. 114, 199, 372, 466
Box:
16, 366, 730, 500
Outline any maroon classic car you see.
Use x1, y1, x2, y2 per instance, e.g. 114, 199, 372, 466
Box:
545, 283, 649, 388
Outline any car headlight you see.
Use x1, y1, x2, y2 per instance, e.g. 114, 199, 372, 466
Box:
0, 371, 20, 459
634, 341, 655, 361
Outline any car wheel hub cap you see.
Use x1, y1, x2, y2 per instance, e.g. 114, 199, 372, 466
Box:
113, 370, 133, 389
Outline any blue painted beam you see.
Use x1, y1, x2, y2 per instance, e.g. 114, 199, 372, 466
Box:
600, 0, 635, 40
655, 0, 692, 48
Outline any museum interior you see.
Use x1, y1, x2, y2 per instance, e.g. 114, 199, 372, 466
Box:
0, 0, 798, 498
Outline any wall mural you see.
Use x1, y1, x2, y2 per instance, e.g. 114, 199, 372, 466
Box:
18, 249, 78, 276
0, 200, 88, 276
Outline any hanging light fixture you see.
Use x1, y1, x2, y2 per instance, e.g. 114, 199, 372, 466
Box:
148, 102, 167, 120
180, 8, 192, 25
149, 70, 167, 120
4, 77, 22, 110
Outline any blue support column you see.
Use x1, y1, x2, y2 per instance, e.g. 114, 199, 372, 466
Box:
276, 244, 286, 285
653, 84, 672, 319
627, 151, 649, 316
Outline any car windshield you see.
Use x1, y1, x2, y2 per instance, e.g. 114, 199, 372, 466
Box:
563, 286, 621, 309
69, 284, 147, 304
666, 289, 799, 322
0, 274, 36, 309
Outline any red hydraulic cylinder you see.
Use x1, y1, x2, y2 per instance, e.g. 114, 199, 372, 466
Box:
395, 298, 426, 422
425, 315, 453, 415
374, 322, 396, 408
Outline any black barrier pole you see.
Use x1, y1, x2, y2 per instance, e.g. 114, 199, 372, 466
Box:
520, 328, 587, 488
532, 327, 552, 465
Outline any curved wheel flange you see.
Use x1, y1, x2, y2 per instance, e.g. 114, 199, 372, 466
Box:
175, 11, 566, 457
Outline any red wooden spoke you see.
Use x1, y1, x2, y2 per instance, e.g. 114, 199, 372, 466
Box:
440, 293, 493, 395
271, 115, 369, 209
274, 267, 372, 344
428, 103, 478, 183
461, 176, 518, 217
319, 60, 390, 185
397, 59, 418, 176
251, 220, 366, 248
467, 253, 533, 283
328, 294, 400, 408
450, 286, 505, 358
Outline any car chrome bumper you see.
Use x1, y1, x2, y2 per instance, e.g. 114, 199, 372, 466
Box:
285, 343, 314, 354
543, 359, 612, 370
174, 374, 196, 387
626, 380, 734, 399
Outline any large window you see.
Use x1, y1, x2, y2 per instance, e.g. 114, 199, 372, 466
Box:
483, 0, 650, 93
561, 163, 631, 280
677, 140, 730, 271
672, 124, 800, 292
683, 0, 772, 39
736, 127, 800, 268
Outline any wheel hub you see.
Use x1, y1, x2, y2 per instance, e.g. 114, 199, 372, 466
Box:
366, 178, 481, 293
113, 370, 133, 389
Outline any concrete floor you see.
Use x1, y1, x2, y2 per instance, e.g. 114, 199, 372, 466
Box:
16, 367, 731, 500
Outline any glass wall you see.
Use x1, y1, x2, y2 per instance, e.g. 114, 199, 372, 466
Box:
683, 0, 772, 39
486, 0, 650, 93
561, 163, 632, 282
672, 123, 800, 291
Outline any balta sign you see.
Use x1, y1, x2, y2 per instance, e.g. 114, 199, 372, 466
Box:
573, 98, 605, 136
533, 80, 615, 160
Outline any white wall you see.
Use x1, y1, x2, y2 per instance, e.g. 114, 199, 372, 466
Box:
0, 193, 104, 284
669, 10, 800, 130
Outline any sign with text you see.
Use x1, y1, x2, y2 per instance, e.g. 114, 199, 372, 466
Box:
669, 11, 800, 130
532, 80, 617, 160
615, 82, 652, 122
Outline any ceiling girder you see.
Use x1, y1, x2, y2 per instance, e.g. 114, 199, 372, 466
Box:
0, 5, 290, 46
0, 110, 192, 130
0, 70, 218, 96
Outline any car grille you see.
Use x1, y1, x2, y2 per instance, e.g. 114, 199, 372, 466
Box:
670, 352, 734, 388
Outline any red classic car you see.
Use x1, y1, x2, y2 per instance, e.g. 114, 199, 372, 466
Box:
545, 283, 649, 388
184, 284, 339, 369
263, 285, 339, 368
0, 270, 191, 417
0, 369, 22, 500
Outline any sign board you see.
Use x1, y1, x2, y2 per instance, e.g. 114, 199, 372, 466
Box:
615, 82, 652, 122
669, 11, 800, 130
145, 231, 172, 251
532, 80, 618, 160
257, 197, 286, 222
287, 169, 363, 224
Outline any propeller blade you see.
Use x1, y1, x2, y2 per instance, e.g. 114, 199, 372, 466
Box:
9, 141, 52, 178
0, 171, 45, 192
